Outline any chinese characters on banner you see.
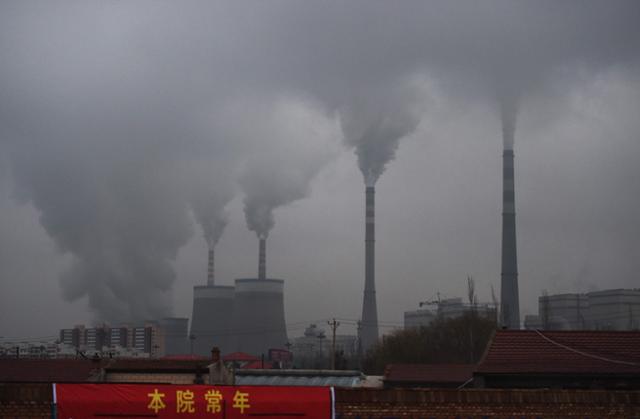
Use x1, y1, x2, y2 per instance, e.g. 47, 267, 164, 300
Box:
55, 383, 332, 419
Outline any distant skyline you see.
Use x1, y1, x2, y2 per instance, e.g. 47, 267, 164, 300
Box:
1, 1, 639, 339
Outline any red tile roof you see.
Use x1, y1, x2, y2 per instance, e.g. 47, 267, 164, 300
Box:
383, 364, 475, 385
476, 330, 640, 375
242, 360, 270, 369
104, 359, 209, 372
0, 359, 103, 382
223, 352, 259, 362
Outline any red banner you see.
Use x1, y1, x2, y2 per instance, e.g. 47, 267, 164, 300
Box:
55, 383, 332, 419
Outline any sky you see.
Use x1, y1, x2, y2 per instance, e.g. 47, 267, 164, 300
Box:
1, 0, 639, 340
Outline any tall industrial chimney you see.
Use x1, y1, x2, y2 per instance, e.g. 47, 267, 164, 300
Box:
258, 237, 266, 280
359, 186, 379, 351
207, 248, 215, 286
500, 148, 520, 329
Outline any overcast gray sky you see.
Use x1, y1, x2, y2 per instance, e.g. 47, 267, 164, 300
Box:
1, 0, 639, 339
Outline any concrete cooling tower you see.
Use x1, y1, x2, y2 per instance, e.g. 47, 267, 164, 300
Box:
232, 278, 287, 356
189, 246, 235, 355
190, 285, 235, 355
158, 317, 189, 356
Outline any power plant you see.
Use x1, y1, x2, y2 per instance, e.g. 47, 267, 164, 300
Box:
190, 246, 235, 355
190, 237, 288, 357
359, 186, 379, 351
233, 237, 287, 355
500, 144, 521, 329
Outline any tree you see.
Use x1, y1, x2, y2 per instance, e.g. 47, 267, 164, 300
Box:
362, 312, 497, 374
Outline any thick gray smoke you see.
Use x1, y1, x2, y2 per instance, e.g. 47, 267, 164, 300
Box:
0, 2, 244, 323
499, 91, 519, 151
1, 0, 639, 329
236, 97, 340, 239
340, 80, 427, 187
188, 163, 234, 249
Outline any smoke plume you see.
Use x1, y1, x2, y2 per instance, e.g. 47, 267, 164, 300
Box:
237, 97, 340, 239
340, 80, 427, 187
0, 1, 639, 330
188, 162, 234, 249
498, 90, 520, 151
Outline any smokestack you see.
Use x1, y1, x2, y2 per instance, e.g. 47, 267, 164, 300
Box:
258, 237, 266, 280
500, 148, 520, 329
207, 248, 215, 286
360, 186, 379, 351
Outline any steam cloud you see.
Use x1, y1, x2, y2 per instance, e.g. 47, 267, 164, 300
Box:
340, 81, 427, 187
237, 98, 340, 239
188, 163, 234, 249
499, 90, 520, 151
0, 1, 638, 325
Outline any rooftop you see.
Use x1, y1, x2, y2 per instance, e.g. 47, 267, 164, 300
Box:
476, 330, 640, 375
0, 359, 104, 382
384, 364, 475, 386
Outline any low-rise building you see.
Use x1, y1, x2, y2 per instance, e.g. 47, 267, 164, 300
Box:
525, 288, 640, 331
474, 330, 640, 389
404, 298, 497, 329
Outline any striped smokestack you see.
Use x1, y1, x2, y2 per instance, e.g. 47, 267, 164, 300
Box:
500, 148, 520, 329
207, 248, 215, 286
258, 237, 266, 280
360, 186, 379, 351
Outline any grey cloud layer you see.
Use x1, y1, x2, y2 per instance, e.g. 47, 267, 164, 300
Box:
0, 0, 638, 325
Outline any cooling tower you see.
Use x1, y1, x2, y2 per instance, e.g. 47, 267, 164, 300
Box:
359, 186, 379, 351
232, 278, 287, 356
190, 285, 235, 355
159, 317, 189, 356
500, 148, 520, 329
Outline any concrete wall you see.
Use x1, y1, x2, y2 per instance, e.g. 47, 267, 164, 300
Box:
335, 388, 640, 418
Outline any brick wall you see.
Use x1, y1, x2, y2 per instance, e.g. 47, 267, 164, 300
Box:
0, 383, 51, 418
2, 384, 640, 418
104, 371, 200, 384
335, 388, 640, 418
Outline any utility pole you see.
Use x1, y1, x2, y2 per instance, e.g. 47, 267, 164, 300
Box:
327, 319, 340, 370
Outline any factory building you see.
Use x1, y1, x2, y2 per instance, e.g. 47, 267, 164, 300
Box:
189, 238, 289, 357
404, 298, 497, 329
57, 319, 188, 357
524, 288, 640, 331
291, 324, 358, 369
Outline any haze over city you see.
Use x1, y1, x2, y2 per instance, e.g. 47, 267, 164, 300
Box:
1, 0, 639, 340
